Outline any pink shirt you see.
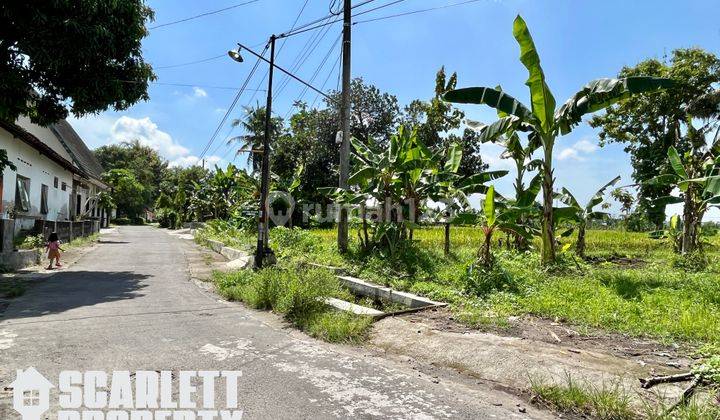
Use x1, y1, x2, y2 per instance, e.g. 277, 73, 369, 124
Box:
48, 241, 60, 250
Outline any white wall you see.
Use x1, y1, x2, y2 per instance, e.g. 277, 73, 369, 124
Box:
0, 128, 75, 229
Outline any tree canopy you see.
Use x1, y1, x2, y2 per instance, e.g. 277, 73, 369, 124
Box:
0, 1, 155, 124
590, 48, 720, 228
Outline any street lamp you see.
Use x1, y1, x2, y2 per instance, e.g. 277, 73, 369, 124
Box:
227, 48, 243, 63
227, 36, 337, 268
228, 35, 276, 268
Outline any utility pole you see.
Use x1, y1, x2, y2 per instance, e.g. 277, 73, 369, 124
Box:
255, 35, 276, 268
337, 0, 352, 252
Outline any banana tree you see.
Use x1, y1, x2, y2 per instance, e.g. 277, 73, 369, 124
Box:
648, 146, 720, 254
443, 15, 674, 265
554, 176, 621, 258
428, 142, 508, 255
478, 185, 529, 267
347, 126, 437, 254
650, 215, 682, 253
496, 131, 543, 249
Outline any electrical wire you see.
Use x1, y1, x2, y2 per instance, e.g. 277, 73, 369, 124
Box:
198, 43, 268, 159
273, 16, 336, 101
214, 0, 310, 161
293, 32, 342, 108
354, 0, 485, 24
153, 54, 226, 69
149, 0, 259, 30
278, 0, 389, 38
310, 50, 342, 109
118, 80, 266, 91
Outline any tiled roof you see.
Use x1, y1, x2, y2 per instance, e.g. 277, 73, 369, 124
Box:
50, 120, 105, 181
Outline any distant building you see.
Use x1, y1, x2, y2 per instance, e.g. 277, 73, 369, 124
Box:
0, 116, 108, 235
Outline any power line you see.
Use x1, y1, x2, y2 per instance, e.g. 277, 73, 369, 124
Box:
293, 32, 342, 109
273, 16, 337, 101
199, 43, 269, 159
149, 0, 259, 30
310, 49, 343, 109
278, 0, 392, 38
354, 0, 485, 24
154, 54, 225, 69
213, 0, 310, 162
118, 80, 266, 91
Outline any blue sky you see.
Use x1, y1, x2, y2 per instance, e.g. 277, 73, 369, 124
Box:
69, 0, 720, 217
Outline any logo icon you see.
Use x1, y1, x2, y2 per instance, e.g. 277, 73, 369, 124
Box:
10, 367, 54, 420
267, 191, 295, 227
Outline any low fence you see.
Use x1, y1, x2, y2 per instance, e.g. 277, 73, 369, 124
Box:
32, 219, 101, 243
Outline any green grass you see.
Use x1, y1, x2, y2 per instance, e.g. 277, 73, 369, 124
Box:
531, 375, 720, 420
530, 376, 634, 420
213, 267, 372, 343
65, 233, 100, 249
199, 223, 720, 346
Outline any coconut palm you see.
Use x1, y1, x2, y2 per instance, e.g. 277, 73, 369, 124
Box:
229, 105, 284, 173
443, 15, 674, 265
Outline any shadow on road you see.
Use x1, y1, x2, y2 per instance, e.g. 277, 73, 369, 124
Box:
0, 271, 150, 321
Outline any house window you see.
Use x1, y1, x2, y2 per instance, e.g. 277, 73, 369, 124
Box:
15, 175, 30, 212
23, 390, 40, 406
40, 185, 49, 214
61, 182, 67, 191
54, 177, 59, 188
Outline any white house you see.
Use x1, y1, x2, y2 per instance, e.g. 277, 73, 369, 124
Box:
0, 116, 108, 236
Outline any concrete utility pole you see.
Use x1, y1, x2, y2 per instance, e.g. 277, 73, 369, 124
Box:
337, 0, 352, 252
256, 35, 276, 268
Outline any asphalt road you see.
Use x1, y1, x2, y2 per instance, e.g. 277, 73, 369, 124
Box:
0, 226, 550, 419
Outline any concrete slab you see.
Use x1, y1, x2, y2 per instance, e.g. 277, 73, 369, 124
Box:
324, 297, 384, 317
336, 275, 445, 308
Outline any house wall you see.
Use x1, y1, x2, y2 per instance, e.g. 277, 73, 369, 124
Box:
0, 128, 75, 231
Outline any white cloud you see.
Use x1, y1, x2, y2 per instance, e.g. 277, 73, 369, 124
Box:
558, 137, 598, 161
69, 115, 224, 168
558, 148, 583, 161
193, 87, 208, 98
169, 155, 222, 168
573, 139, 598, 153
111, 116, 189, 158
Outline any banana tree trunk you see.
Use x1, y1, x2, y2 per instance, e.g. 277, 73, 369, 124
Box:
541, 143, 556, 265
576, 221, 586, 258
478, 230, 493, 267
681, 187, 699, 254
444, 222, 450, 256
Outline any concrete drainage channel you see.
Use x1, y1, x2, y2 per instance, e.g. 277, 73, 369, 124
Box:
306, 262, 447, 320
172, 229, 447, 319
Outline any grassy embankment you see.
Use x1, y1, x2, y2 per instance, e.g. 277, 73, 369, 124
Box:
200, 223, 720, 346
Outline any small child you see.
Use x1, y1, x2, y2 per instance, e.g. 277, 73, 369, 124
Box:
46, 232, 64, 270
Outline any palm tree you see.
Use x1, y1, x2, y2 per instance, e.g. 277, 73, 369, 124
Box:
229, 105, 284, 173
444, 15, 674, 265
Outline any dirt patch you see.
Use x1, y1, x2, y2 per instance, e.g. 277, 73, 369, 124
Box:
370, 308, 693, 408
400, 307, 694, 370
586, 255, 647, 268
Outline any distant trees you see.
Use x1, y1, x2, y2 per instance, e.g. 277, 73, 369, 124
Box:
102, 169, 145, 220
0, 1, 154, 124
591, 48, 720, 229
